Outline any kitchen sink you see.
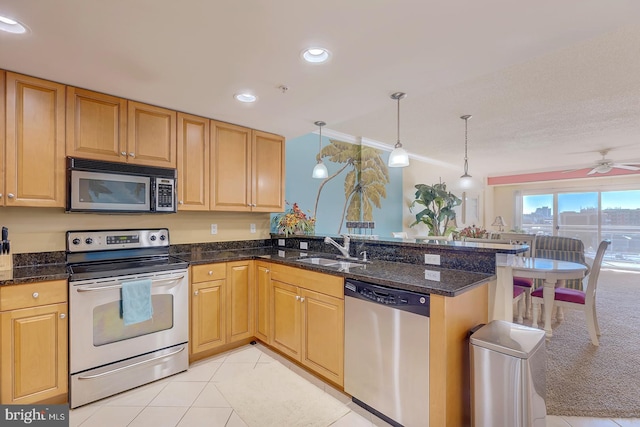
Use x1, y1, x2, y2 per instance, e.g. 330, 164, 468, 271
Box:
297, 257, 365, 269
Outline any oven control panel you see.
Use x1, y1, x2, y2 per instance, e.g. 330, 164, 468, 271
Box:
67, 229, 170, 252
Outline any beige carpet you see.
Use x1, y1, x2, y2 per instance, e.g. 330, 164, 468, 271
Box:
216, 362, 349, 427
537, 269, 640, 417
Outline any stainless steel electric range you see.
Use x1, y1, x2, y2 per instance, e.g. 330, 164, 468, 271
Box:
66, 228, 189, 408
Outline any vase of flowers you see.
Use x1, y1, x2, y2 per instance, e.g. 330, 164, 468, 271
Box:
271, 202, 316, 237
458, 224, 487, 239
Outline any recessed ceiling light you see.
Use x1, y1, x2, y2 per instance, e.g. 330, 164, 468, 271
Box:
0, 15, 27, 34
234, 93, 257, 103
302, 47, 330, 64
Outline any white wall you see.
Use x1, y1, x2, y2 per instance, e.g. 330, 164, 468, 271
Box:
401, 159, 485, 236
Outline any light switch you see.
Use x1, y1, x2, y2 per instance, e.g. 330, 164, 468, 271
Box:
424, 254, 441, 265
278, 239, 285, 246
250, 223, 256, 233
300, 242, 308, 250
210, 224, 218, 235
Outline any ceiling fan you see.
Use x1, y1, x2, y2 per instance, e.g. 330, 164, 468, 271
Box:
577, 149, 640, 175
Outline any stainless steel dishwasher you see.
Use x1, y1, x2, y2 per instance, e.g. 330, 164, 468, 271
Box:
344, 279, 430, 427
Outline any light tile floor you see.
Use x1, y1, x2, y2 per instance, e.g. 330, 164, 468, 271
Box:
70, 343, 640, 427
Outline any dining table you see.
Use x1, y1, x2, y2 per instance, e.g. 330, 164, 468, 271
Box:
493, 254, 588, 337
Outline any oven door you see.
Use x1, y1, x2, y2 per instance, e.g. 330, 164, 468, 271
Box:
69, 269, 188, 374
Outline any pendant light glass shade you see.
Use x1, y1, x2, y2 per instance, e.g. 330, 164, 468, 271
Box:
312, 121, 329, 179
388, 92, 410, 168
459, 114, 474, 189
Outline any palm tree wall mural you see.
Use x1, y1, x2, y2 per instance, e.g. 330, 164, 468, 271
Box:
278, 132, 402, 238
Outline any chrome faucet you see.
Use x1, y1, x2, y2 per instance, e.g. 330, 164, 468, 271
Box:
324, 235, 358, 260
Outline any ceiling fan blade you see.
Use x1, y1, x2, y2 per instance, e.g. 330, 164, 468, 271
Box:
613, 164, 640, 171
587, 168, 599, 175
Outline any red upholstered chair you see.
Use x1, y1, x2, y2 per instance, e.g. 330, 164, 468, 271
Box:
531, 240, 610, 346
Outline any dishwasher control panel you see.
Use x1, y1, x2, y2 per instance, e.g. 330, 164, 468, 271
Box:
345, 279, 429, 316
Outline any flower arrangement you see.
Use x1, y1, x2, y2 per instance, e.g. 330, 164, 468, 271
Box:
271, 202, 316, 237
458, 224, 487, 239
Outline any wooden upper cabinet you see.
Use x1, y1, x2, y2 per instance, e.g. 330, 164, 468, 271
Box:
127, 101, 177, 168
66, 87, 127, 162
177, 113, 209, 210
252, 130, 285, 212
210, 122, 285, 212
4, 72, 65, 207
210, 121, 252, 211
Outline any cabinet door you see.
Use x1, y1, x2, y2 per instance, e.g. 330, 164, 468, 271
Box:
127, 101, 177, 168
254, 261, 271, 343
301, 289, 344, 386
0, 302, 68, 404
5, 72, 65, 207
252, 130, 285, 212
271, 280, 301, 360
190, 279, 226, 354
177, 113, 209, 210
66, 87, 127, 162
226, 260, 254, 342
210, 121, 252, 211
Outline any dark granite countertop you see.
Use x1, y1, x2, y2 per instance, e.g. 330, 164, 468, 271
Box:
2, 239, 501, 297
174, 247, 494, 297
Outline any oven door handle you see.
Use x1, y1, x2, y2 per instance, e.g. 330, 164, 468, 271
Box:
76, 274, 186, 292
77, 345, 186, 380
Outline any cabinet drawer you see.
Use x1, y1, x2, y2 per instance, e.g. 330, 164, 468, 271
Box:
270, 264, 343, 299
0, 280, 68, 311
192, 263, 226, 283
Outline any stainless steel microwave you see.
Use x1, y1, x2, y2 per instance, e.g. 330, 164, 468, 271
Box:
66, 157, 177, 213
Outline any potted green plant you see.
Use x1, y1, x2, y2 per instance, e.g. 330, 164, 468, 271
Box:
409, 182, 462, 237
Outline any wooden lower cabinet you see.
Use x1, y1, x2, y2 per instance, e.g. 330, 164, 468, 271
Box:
190, 261, 254, 359
254, 261, 271, 343
0, 280, 68, 404
270, 264, 344, 386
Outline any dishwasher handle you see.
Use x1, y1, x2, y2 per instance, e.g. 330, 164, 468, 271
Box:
345, 279, 430, 317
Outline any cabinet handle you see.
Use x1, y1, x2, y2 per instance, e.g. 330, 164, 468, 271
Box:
8, 193, 15, 199
179, 200, 184, 205
0, 193, 3, 198
265, 269, 270, 273
121, 151, 127, 156
194, 290, 199, 296
208, 271, 213, 275
295, 295, 300, 301
32, 292, 39, 298
129, 152, 135, 158
60, 313, 66, 319
300, 297, 305, 303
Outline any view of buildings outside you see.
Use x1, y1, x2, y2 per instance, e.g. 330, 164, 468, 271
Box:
522, 190, 640, 269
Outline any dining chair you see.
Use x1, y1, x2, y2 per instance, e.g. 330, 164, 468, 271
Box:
513, 286, 526, 324
500, 233, 537, 318
534, 235, 589, 290
531, 240, 610, 345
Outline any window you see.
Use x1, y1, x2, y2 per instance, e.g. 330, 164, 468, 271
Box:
519, 189, 640, 269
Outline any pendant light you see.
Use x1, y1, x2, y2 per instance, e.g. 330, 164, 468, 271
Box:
459, 114, 474, 189
312, 121, 329, 179
388, 92, 410, 168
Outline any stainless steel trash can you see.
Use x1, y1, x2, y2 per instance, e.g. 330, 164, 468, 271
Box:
470, 320, 546, 427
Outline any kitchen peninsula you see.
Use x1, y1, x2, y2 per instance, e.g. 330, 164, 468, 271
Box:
0, 235, 526, 426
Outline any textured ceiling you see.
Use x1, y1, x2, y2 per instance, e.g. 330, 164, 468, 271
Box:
1, 0, 640, 179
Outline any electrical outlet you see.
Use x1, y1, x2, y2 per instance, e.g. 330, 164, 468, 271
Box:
278, 250, 285, 258
250, 223, 256, 233
210, 224, 218, 235
300, 242, 308, 250
424, 254, 441, 265
424, 270, 441, 281
278, 239, 285, 246
299, 252, 307, 257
